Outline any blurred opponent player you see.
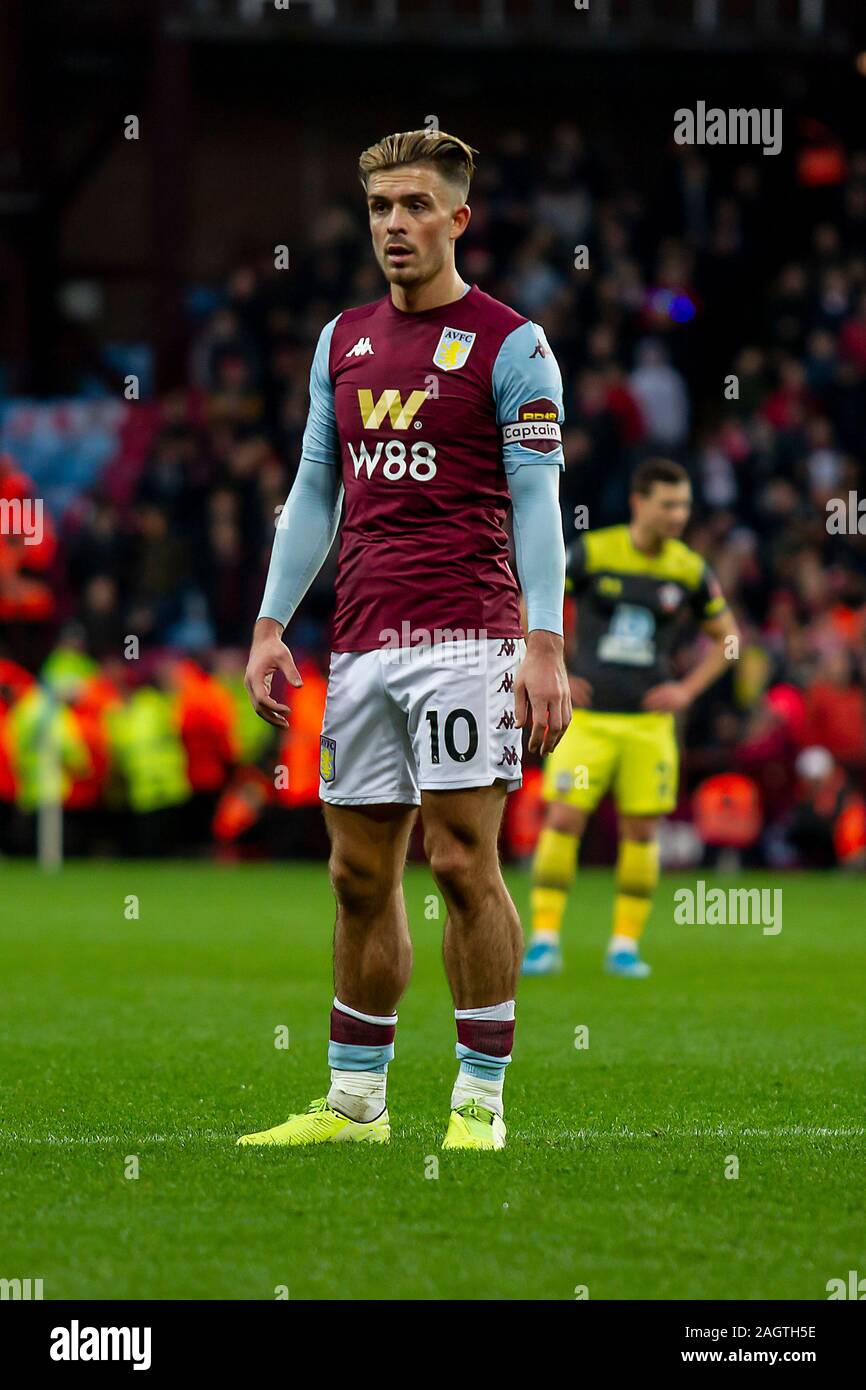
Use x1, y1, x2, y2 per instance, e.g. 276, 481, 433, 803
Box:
523, 458, 738, 979
239, 131, 570, 1150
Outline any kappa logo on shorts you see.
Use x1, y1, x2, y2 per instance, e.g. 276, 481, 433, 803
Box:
320, 736, 337, 783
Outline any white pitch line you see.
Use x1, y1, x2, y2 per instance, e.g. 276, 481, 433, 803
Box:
563, 1126, 865, 1140
0, 1130, 231, 1146
1, 1126, 863, 1145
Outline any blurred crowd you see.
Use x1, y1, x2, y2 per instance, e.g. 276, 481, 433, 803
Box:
1, 122, 865, 864
0, 644, 330, 860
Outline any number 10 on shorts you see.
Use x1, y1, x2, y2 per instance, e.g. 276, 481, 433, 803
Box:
425, 708, 480, 765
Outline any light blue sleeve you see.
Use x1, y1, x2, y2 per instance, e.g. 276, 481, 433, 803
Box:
301, 315, 341, 466
257, 316, 343, 627
257, 455, 344, 628
507, 461, 566, 636
492, 320, 565, 474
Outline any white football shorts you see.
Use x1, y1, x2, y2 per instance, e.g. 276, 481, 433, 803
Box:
318, 637, 526, 805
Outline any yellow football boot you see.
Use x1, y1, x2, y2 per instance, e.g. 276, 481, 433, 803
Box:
441, 1099, 506, 1151
237, 1097, 390, 1147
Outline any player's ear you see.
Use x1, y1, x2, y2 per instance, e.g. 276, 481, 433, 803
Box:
451, 202, 471, 240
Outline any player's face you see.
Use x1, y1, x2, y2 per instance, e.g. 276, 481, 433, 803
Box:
366, 164, 468, 289
633, 481, 692, 539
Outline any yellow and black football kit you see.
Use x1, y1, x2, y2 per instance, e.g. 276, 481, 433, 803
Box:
543, 524, 727, 817
528, 525, 728, 974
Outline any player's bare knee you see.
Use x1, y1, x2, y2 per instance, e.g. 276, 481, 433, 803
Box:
549, 802, 586, 837
329, 852, 392, 917
426, 836, 490, 912
619, 816, 658, 842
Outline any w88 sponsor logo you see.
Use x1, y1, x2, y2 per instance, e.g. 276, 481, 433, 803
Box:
348, 439, 437, 481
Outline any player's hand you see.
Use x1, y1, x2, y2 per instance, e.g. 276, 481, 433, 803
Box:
642, 681, 691, 713
515, 631, 572, 756
569, 675, 593, 708
244, 619, 302, 728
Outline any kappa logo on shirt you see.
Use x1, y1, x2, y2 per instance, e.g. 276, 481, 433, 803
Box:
346, 337, 374, 358
433, 326, 477, 371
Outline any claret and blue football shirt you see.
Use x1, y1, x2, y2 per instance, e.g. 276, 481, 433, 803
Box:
298, 282, 566, 651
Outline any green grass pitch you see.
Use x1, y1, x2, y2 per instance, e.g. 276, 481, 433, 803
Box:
1, 860, 863, 1300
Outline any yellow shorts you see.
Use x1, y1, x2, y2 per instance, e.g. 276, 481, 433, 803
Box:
542, 709, 679, 816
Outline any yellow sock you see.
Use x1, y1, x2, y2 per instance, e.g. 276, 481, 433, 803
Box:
530, 827, 579, 939
611, 839, 659, 947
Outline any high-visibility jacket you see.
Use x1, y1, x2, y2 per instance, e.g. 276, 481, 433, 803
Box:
41, 647, 100, 700
108, 687, 191, 813
0, 705, 16, 802
0, 659, 36, 704
218, 673, 274, 766
503, 766, 545, 859
6, 686, 92, 811
213, 766, 273, 842
176, 661, 237, 793
693, 773, 763, 848
274, 661, 328, 807
67, 675, 122, 810
0, 661, 36, 802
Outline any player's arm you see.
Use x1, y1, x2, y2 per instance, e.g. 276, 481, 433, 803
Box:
642, 567, 739, 713
508, 463, 571, 753
246, 318, 343, 728
494, 318, 571, 755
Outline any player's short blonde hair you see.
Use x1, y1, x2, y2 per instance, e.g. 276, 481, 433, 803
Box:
358, 130, 477, 203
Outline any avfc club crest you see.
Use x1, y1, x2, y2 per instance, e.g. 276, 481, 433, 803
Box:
433, 326, 477, 372
320, 736, 337, 784
657, 583, 684, 613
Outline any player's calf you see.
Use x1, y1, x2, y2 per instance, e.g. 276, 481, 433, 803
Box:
605, 830, 659, 978
425, 786, 521, 1148
523, 814, 581, 975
